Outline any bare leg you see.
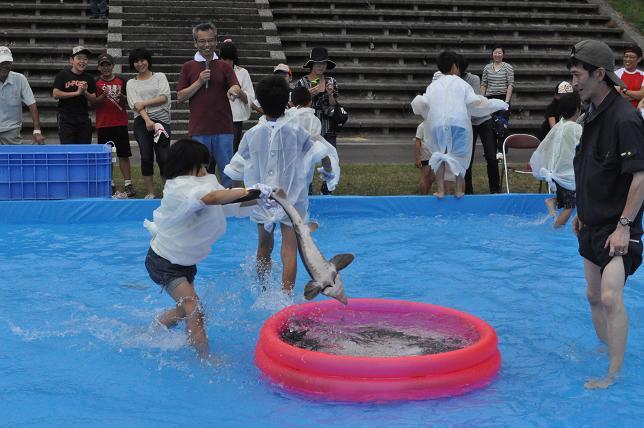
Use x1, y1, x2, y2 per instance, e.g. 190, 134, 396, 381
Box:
545, 198, 557, 217
585, 257, 627, 389
433, 164, 445, 199
419, 165, 430, 195
554, 208, 573, 228
455, 175, 465, 198
118, 157, 132, 181
280, 223, 298, 293
256, 224, 274, 286
142, 175, 155, 196
585, 259, 607, 343
165, 280, 209, 358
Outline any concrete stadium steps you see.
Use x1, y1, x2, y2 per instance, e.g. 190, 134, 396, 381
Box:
269, 0, 632, 142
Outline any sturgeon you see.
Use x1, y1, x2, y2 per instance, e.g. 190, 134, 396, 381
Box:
270, 189, 353, 304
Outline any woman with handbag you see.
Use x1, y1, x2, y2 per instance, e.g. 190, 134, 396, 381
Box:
295, 47, 342, 194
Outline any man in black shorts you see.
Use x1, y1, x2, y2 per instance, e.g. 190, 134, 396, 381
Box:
569, 40, 644, 389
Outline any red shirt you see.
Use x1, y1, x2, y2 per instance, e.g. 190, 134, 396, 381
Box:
616, 67, 644, 108
177, 59, 239, 136
96, 76, 129, 128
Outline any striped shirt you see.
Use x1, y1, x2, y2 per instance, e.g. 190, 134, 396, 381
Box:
482, 62, 514, 97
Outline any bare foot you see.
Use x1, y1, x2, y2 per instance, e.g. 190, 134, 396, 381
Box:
433, 191, 445, 199
545, 198, 557, 217
584, 373, 617, 389
455, 192, 465, 199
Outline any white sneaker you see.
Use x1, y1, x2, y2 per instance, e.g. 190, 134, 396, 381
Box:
496, 152, 504, 161
112, 191, 128, 200
144, 193, 156, 200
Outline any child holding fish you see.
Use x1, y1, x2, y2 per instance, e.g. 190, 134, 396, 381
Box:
143, 138, 273, 358
224, 75, 337, 293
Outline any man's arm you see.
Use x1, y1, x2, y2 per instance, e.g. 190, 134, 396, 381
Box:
177, 68, 210, 103
28, 103, 46, 144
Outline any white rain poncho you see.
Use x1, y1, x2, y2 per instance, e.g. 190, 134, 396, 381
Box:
143, 174, 251, 266
411, 75, 507, 177
529, 119, 581, 191
286, 107, 341, 190
223, 115, 316, 227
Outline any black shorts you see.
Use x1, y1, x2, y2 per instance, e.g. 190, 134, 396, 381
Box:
58, 116, 92, 144
554, 182, 576, 209
145, 247, 197, 294
97, 126, 131, 157
578, 223, 643, 276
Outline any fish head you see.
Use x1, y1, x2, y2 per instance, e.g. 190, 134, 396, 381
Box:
321, 271, 348, 305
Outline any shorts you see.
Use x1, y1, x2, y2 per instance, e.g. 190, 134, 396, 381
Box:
554, 182, 575, 209
578, 223, 643, 276
97, 125, 131, 157
145, 247, 197, 294
0, 128, 23, 145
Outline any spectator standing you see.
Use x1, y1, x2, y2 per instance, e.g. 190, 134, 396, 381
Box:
414, 122, 434, 195
52, 46, 96, 144
177, 22, 242, 188
0, 46, 45, 145
569, 40, 644, 389
481, 46, 514, 152
95, 53, 135, 198
89, 0, 108, 19
219, 41, 254, 154
126, 48, 171, 199
614, 44, 643, 108
536, 81, 574, 140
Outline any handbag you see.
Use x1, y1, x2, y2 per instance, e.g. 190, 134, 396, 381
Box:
328, 103, 349, 131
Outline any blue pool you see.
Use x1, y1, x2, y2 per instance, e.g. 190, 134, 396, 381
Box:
2, 195, 643, 426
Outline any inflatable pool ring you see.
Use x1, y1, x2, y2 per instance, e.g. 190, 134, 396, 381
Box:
255, 298, 501, 402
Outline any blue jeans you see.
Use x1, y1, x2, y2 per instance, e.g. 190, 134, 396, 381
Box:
192, 134, 234, 188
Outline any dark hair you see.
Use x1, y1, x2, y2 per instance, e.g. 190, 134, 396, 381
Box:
558, 92, 581, 119
436, 51, 460, 74
219, 42, 238, 65
624, 44, 642, 58
291, 86, 311, 107
128, 48, 152, 71
457, 54, 469, 77
164, 139, 211, 179
492, 45, 505, 54
566, 57, 613, 86
256, 75, 290, 118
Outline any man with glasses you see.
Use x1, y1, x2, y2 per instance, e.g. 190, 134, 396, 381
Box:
52, 46, 97, 144
615, 44, 643, 108
569, 40, 644, 389
177, 22, 243, 188
0, 46, 46, 145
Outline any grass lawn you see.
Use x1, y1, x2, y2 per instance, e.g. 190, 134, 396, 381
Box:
607, 0, 644, 32
112, 163, 544, 198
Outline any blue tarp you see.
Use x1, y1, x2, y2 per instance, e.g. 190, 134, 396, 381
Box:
0, 194, 551, 224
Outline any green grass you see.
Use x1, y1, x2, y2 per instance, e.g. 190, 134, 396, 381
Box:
607, 0, 644, 32
112, 163, 543, 198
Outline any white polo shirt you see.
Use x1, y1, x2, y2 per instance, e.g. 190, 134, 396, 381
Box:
0, 71, 36, 132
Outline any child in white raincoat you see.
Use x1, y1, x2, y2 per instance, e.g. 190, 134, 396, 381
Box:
529, 90, 582, 228
411, 51, 508, 198
287, 86, 341, 192
224, 75, 335, 293
144, 138, 272, 358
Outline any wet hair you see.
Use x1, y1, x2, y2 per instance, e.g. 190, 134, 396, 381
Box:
219, 41, 238, 65
624, 44, 642, 58
192, 22, 217, 42
558, 91, 581, 119
436, 51, 460, 74
164, 139, 211, 179
457, 54, 469, 77
255, 75, 290, 118
492, 45, 505, 54
291, 86, 311, 107
128, 48, 152, 71
566, 57, 613, 86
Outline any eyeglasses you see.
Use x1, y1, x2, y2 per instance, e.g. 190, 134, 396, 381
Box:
196, 39, 217, 46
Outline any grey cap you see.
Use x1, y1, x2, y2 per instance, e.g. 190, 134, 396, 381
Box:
97, 53, 114, 64
570, 40, 625, 88
71, 45, 91, 57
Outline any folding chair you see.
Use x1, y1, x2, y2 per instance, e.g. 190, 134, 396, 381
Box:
501, 133, 546, 193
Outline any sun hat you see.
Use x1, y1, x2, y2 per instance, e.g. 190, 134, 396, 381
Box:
570, 40, 625, 88
0, 46, 13, 63
302, 47, 336, 70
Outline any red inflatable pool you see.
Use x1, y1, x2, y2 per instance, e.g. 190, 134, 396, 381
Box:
255, 298, 501, 402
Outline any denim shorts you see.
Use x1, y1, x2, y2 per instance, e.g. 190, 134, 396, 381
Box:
145, 247, 197, 294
